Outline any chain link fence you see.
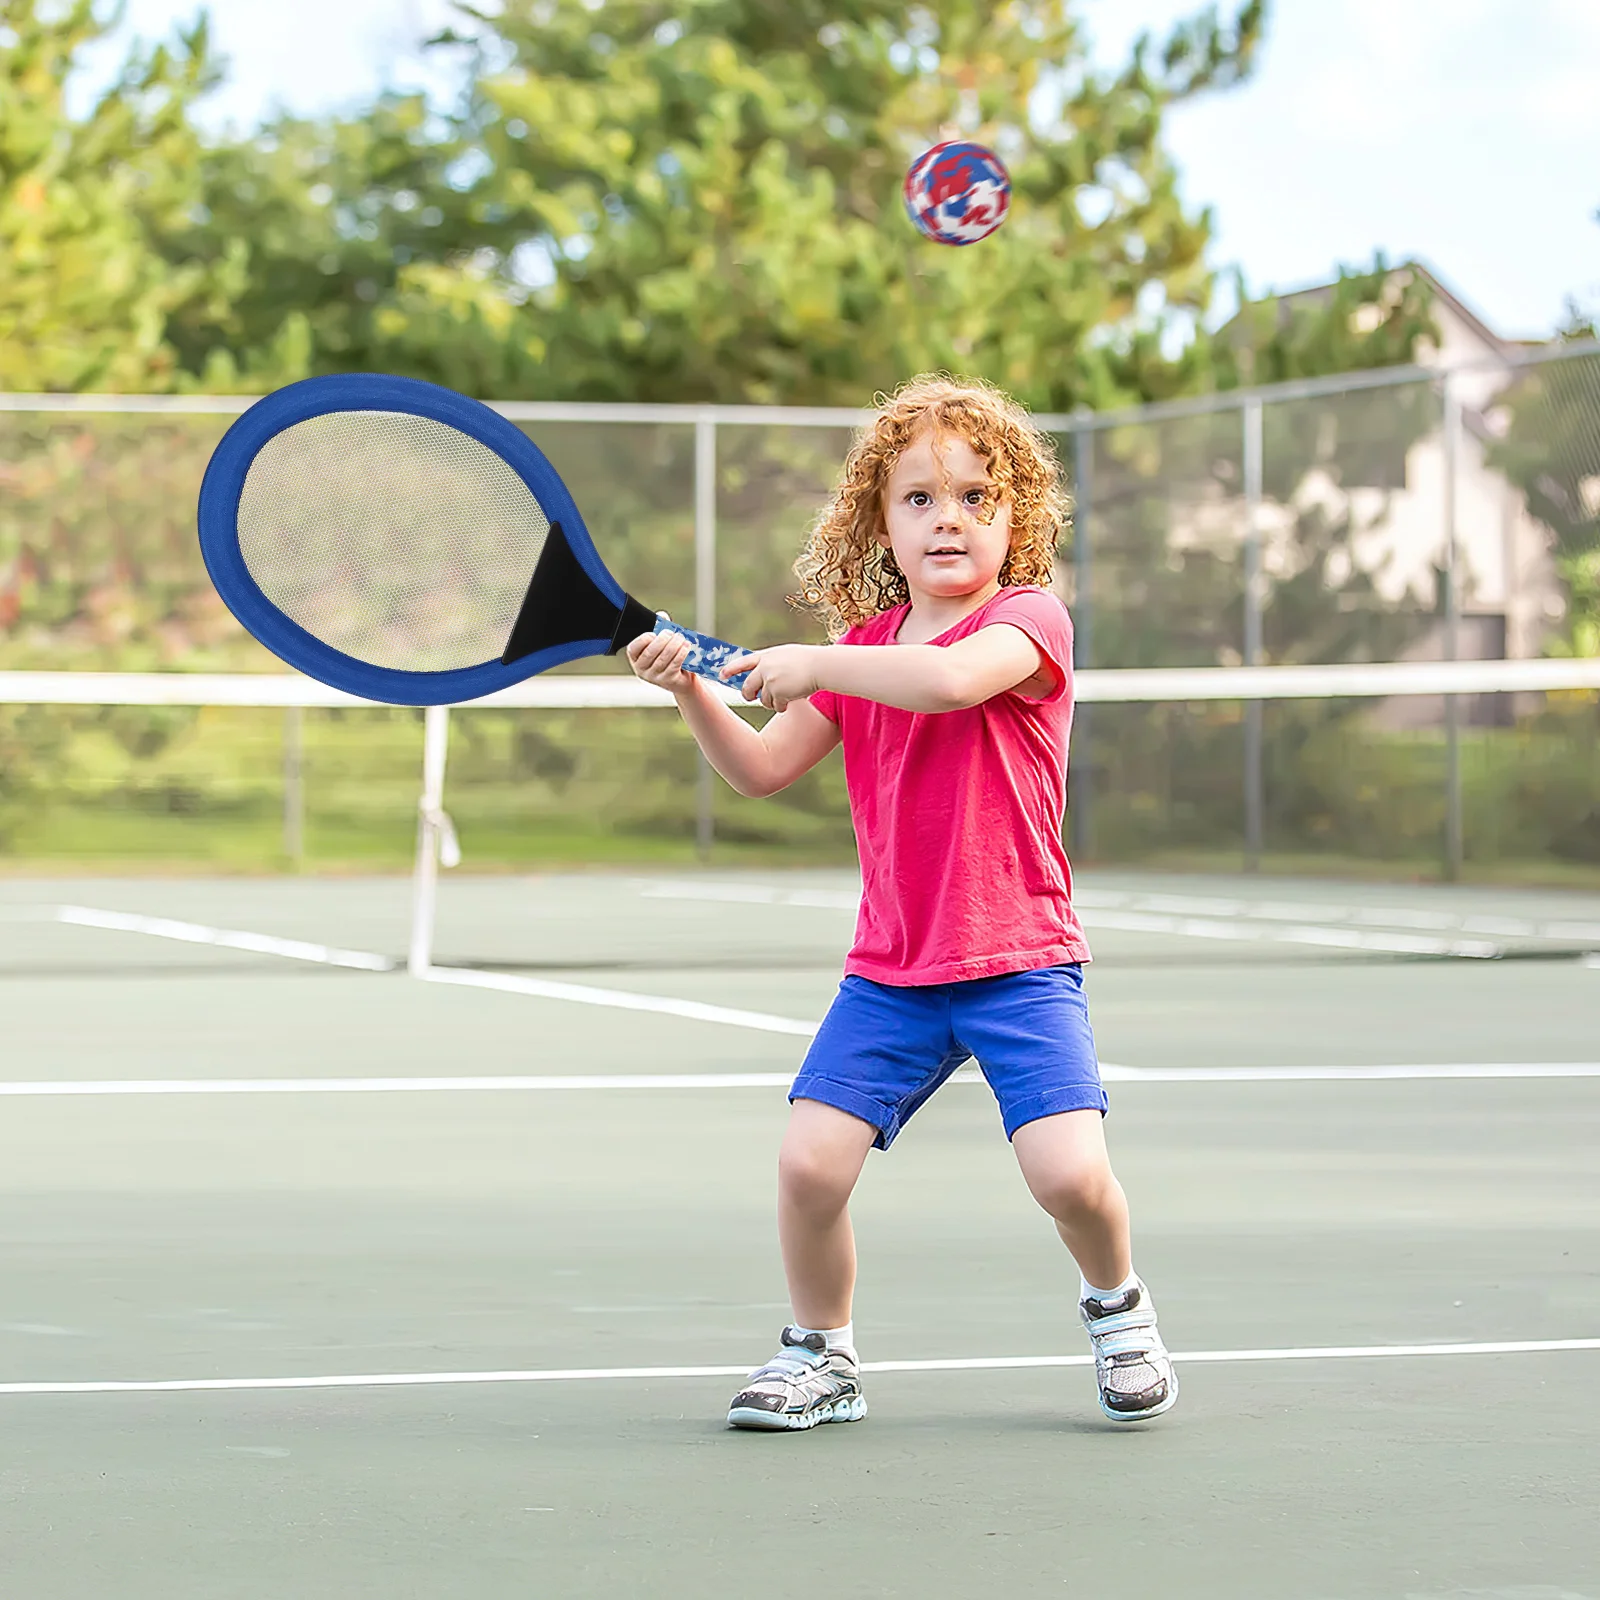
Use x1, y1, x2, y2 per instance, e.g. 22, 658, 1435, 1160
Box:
2, 343, 1597, 878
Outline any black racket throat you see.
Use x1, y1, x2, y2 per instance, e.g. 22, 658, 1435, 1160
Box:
500, 521, 657, 665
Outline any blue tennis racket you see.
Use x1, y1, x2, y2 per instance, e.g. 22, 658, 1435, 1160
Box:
197, 373, 752, 706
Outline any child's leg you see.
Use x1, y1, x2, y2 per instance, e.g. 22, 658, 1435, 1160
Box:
725, 1098, 876, 1432
729, 976, 951, 1432
1010, 1108, 1177, 1422
777, 1097, 878, 1329
1009, 1108, 1131, 1289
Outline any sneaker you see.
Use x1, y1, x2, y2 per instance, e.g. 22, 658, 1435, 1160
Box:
726, 1326, 868, 1432
1079, 1279, 1178, 1423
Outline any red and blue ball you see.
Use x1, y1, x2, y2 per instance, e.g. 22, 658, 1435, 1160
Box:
903, 140, 1011, 246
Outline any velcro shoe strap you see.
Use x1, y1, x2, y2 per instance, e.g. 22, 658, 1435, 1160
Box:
1090, 1326, 1166, 1360
748, 1349, 824, 1383
1084, 1305, 1158, 1339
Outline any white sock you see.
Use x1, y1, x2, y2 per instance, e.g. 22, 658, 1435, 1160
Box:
793, 1321, 855, 1352
1080, 1269, 1139, 1303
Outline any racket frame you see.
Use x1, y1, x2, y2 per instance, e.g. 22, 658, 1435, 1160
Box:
199, 374, 639, 706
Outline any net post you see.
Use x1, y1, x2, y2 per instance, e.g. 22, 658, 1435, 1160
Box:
1442, 375, 1464, 881
1242, 396, 1265, 871
408, 704, 452, 977
1068, 422, 1093, 860
282, 705, 305, 868
694, 413, 717, 862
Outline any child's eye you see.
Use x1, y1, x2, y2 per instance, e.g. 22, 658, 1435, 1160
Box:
963, 489, 989, 505
907, 491, 931, 507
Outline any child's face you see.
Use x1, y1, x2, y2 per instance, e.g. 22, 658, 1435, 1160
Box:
879, 427, 1014, 602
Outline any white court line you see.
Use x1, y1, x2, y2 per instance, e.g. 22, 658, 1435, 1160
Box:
636, 880, 1600, 951
39, 905, 1596, 1058
637, 880, 860, 911
0, 1073, 799, 1097
2, 1336, 1596, 1397
1080, 909, 1501, 958
417, 964, 818, 1037
55, 906, 393, 972
46, 905, 820, 1037
637, 883, 1498, 958
1, 1063, 1596, 1097
1102, 1062, 1600, 1082
1066, 888, 1600, 944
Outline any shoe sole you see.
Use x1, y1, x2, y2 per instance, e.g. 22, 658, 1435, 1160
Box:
727, 1394, 868, 1431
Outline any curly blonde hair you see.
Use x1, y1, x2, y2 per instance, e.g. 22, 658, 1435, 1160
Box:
791, 373, 1070, 638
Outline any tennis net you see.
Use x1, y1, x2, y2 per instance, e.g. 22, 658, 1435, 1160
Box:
2, 659, 1597, 963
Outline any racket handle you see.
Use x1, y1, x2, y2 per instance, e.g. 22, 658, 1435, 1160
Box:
652, 617, 754, 691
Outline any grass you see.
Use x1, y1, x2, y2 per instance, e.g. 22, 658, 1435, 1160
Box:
0, 804, 855, 875
2, 701, 1597, 888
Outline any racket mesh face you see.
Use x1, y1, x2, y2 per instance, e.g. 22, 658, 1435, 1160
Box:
236, 410, 551, 673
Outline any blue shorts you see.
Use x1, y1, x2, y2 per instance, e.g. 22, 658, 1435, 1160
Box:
791, 965, 1106, 1150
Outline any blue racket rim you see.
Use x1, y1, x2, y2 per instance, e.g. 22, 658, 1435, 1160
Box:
198, 373, 622, 705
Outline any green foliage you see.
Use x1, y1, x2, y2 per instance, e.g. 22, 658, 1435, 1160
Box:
6, 697, 1597, 876
1215, 258, 1438, 389
1078, 695, 1600, 872
8, 0, 1591, 888
151, 94, 492, 392
0, 2, 1448, 682
11, 0, 1440, 417
0, 703, 70, 843
373, 0, 1267, 408
0, 413, 274, 668
61, 0, 1280, 409
0, 0, 239, 391
1485, 338, 1600, 658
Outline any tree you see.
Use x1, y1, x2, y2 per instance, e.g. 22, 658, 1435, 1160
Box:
151, 93, 496, 393
1487, 320, 1600, 658
1212, 256, 1438, 390
147, 0, 1442, 419
297, 0, 1268, 408
0, 0, 238, 392
2, 0, 1446, 682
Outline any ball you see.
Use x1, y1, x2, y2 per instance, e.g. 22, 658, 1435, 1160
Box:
903, 140, 1011, 246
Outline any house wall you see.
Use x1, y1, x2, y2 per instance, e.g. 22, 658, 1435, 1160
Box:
1263, 295, 1564, 661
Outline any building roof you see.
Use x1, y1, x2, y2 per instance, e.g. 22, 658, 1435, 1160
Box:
1254, 261, 1537, 363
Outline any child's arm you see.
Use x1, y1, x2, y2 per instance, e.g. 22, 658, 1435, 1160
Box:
626, 626, 841, 799
732, 625, 1053, 715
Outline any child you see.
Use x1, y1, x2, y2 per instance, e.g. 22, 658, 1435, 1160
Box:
626, 374, 1175, 1430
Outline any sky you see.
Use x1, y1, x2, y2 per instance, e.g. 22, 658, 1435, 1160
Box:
73, 0, 1600, 341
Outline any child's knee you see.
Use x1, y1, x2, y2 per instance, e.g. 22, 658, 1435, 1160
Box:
1030, 1162, 1118, 1223
778, 1137, 858, 1214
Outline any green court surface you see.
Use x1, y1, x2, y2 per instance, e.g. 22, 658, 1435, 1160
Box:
1, 870, 1597, 1598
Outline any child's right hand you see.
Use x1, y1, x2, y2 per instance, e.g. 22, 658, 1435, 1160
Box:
626, 614, 697, 694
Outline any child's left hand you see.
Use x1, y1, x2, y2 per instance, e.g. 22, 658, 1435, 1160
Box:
723, 645, 823, 712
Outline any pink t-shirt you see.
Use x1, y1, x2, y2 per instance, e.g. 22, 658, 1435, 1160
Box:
809, 586, 1091, 986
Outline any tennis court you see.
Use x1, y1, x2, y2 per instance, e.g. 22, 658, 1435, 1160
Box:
2, 867, 1596, 1598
